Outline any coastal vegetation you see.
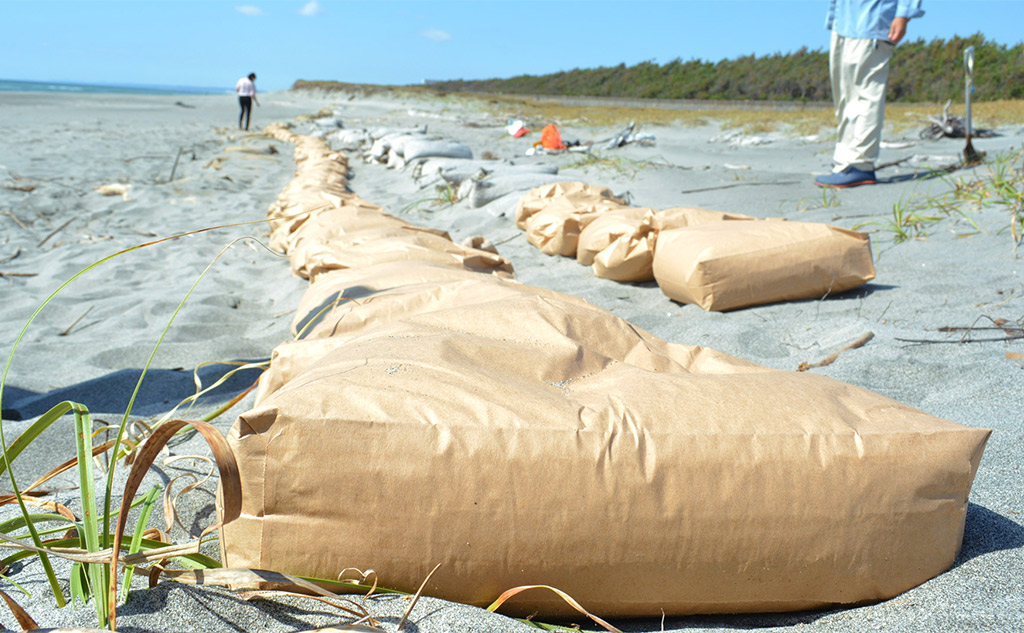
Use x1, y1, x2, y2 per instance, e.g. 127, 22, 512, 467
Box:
856, 148, 1024, 246
293, 33, 1024, 131
417, 34, 1023, 104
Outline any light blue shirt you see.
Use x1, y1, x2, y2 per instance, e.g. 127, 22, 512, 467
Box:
826, 0, 925, 40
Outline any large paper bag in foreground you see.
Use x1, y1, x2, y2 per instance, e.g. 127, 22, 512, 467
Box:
222, 273, 987, 618
653, 221, 875, 311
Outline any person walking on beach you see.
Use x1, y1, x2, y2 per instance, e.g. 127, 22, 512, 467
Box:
235, 72, 259, 131
815, 0, 924, 188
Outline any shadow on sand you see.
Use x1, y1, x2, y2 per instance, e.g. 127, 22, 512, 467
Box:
1, 361, 264, 421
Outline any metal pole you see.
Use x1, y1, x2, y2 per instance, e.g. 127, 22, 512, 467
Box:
963, 46, 982, 164
964, 46, 974, 137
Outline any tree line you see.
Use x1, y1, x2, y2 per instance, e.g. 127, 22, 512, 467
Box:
422, 34, 1023, 103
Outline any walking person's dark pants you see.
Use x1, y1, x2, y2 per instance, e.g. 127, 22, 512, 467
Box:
239, 96, 253, 130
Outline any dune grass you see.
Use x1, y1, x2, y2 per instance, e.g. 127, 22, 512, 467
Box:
564, 152, 666, 178
0, 216, 610, 631
853, 148, 1024, 245
0, 225, 278, 628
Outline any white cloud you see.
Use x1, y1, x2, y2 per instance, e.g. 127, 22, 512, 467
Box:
236, 5, 264, 16
420, 29, 452, 43
299, 1, 322, 16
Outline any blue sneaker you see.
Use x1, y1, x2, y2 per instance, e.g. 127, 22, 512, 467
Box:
815, 166, 877, 188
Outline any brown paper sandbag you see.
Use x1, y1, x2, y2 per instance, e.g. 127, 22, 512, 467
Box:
274, 204, 424, 257
653, 206, 756, 230
223, 290, 988, 618
296, 260, 494, 313
293, 274, 565, 344
268, 190, 375, 224
582, 206, 756, 282
653, 221, 876, 311
524, 195, 626, 257
514, 181, 622, 229
265, 272, 592, 402
264, 263, 510, 403
266, 187, 358, 241
286, 213, 450, 274
297, 228, 514, 282
576, 206, 652, 266
591, 222, 658, 281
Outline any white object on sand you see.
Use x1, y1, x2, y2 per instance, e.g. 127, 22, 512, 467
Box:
94, 183, 131, 200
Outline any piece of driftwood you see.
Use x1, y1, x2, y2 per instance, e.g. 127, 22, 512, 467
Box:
798, 332, 874, 372
919, 100, 997, 141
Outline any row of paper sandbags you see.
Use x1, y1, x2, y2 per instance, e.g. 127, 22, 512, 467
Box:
515, 181, 877, 311
262, 123, 513, 282
219, 127, 989, 618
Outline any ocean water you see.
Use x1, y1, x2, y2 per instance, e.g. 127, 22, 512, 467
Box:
0, 78, 225, 95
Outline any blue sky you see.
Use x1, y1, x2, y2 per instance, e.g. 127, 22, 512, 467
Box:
1, 1, 1020, 91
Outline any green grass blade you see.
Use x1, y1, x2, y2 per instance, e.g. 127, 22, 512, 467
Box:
4, 493, 147, 541
69, 561, 88, 607
0, 402, 75, 607
0, 513, 74, 535
0, 571, 31, 598
0, 536, 219, 572
72, 402, 108, 627
122, 485, 161, 597
0, 401, 73, 477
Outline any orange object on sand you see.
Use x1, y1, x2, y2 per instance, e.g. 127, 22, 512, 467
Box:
541, 124, 567, 150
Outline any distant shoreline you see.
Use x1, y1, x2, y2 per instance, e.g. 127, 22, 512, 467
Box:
0, 78, 228, 96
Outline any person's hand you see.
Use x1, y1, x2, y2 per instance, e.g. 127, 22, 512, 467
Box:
888, 17, 908, 44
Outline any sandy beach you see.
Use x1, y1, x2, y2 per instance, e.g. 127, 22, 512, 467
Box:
0, 87, 1021, 632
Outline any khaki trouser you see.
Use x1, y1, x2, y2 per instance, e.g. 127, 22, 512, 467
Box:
830, 30, 894, 172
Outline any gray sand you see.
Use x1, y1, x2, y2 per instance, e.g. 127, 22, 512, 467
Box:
0, 89, 1020, 632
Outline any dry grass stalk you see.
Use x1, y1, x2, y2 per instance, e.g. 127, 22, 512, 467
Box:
107, 419, 242, 628
396, 562, 441, 631
487, 585, 624, 633
59, 306, 94, 336
1, 212, 29, 230
0, 588, 38, 630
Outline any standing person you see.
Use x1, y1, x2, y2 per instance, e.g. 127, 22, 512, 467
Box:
815, 1, 924, 188
235, 73, 259, 131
